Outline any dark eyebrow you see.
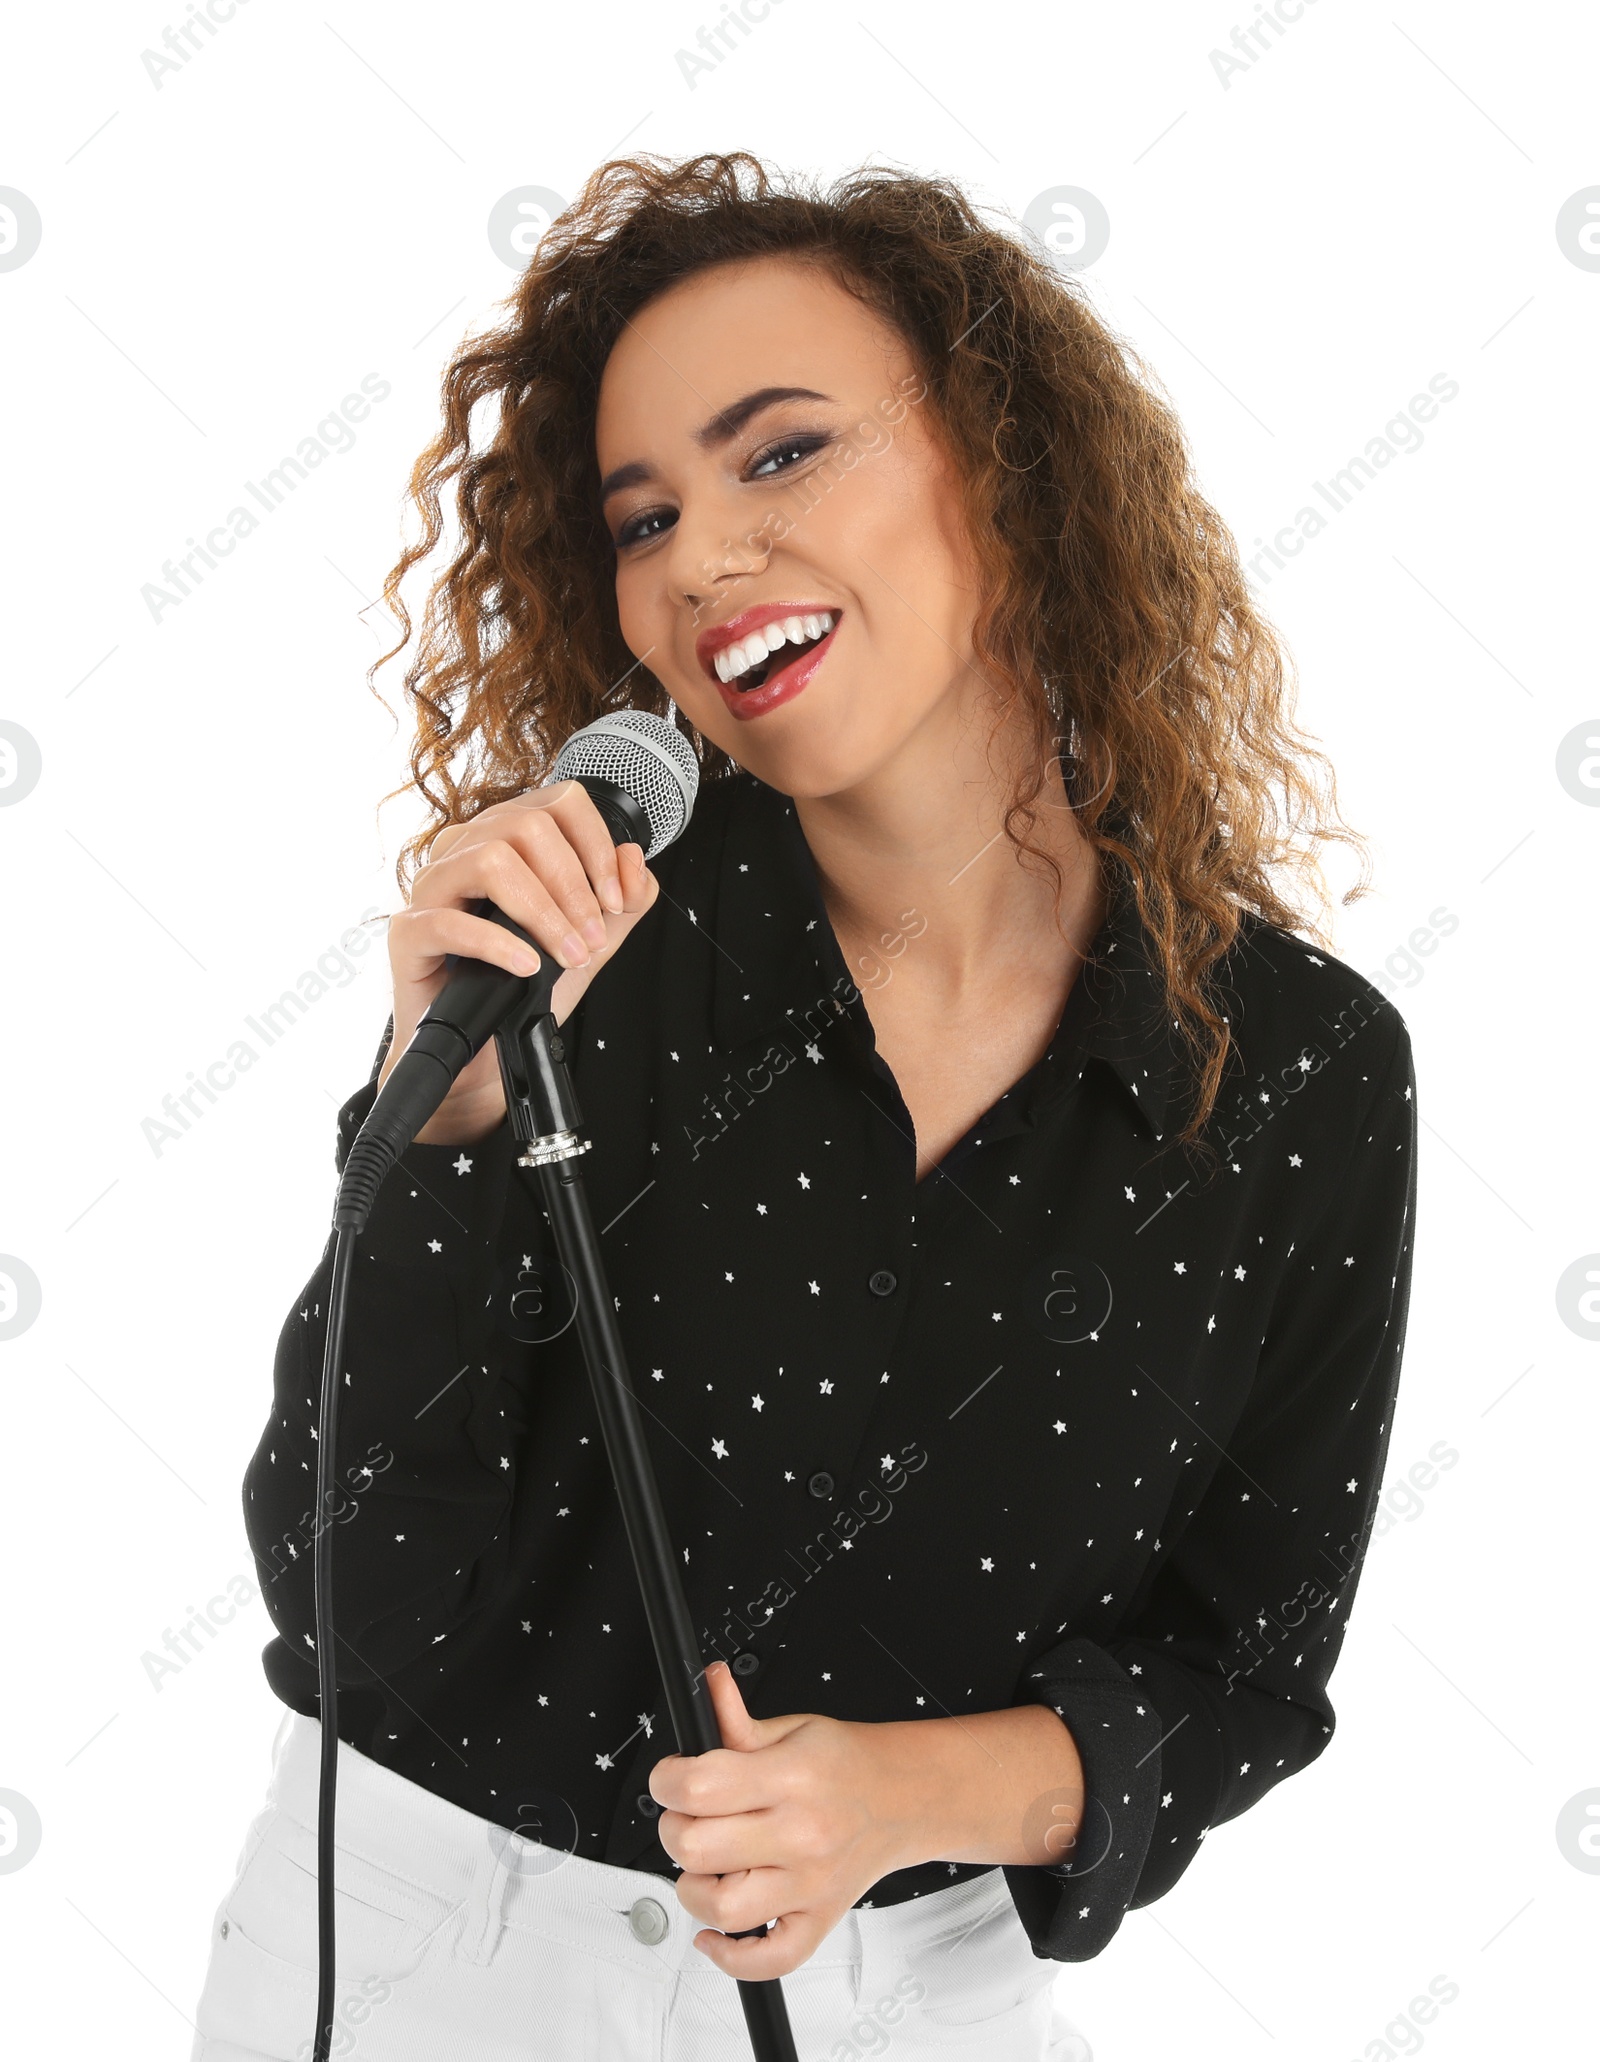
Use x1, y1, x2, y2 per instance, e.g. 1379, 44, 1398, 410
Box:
598, 386, 833, 503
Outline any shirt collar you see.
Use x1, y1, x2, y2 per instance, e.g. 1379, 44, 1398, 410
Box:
706, 773, 1185, 1140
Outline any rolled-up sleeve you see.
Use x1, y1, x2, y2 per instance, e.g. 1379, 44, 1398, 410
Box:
1006, 1005, 1419, 1959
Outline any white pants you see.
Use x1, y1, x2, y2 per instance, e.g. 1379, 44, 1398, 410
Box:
190, 1709, 1093, 2061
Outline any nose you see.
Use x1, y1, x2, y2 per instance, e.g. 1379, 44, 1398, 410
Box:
663, 485, 773, 625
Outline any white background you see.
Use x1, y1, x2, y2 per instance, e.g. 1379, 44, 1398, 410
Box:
1, 1, 1596, 2056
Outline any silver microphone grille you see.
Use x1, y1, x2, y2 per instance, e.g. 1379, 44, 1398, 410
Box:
549, 710, 700, 857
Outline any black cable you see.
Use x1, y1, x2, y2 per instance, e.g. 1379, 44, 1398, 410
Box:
310, 1224, 356, 2062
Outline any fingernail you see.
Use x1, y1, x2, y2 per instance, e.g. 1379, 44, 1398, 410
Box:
512, 947, 539, 974
582, 916, 608, 948
562, 932, 590, 966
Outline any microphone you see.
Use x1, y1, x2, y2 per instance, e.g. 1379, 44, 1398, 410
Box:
335, 709, 699, 1235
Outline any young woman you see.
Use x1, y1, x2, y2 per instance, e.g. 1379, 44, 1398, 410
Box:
193, 154, 1418, 2061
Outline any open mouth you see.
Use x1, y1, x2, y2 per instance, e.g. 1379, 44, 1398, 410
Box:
711, 611, 837, 693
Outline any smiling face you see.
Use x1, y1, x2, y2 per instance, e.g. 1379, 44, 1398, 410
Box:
594, 254, 1002, 800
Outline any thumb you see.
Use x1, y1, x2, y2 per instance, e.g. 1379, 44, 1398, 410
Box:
704, 1658, 773, 1751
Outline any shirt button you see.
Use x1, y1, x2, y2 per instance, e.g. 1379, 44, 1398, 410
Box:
731, 1651, 760, 1678
636, 1792, 661, 1817
807, 1471, 835, 1499
628, 1897, 671, 1945
868, 1269, 898, 1297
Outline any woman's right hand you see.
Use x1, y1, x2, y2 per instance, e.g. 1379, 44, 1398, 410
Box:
377, 780, 660, 1145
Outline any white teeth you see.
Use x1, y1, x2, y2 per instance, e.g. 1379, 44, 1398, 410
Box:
712, 611, 838, 683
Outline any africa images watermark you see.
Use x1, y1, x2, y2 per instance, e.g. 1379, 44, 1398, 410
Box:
699, 1441, 930, 1667
257, 1440, 397, 1588
141, 1570, 257, 1692
139, 373, 392, 625
1242, 372, 1459, 591
140, 0, 254, 89
1209, 0, 1322, 90
684, 370, 931, 634
682, 910, 927, 1161
675, 0, 785, 89
140, 908, 385, 1154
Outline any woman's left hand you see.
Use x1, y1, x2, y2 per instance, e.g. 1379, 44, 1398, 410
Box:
648, 1661, 932, 1979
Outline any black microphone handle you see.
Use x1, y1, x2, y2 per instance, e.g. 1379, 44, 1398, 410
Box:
335, 776, 648, 1234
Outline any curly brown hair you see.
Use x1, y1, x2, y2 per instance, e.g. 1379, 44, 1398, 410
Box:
371, 150, 1371, 1154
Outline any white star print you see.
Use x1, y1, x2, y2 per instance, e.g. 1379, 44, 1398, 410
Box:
453, 1152, 472, 1174
798, 1173, 811, 1189
427, 1239, 442, 1254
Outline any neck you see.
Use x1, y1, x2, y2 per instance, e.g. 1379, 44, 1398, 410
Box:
791, 692, 1105, 1001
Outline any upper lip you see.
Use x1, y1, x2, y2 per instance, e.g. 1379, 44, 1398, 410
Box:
694, 603, 840, 680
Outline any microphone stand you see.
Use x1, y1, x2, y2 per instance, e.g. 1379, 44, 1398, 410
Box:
494, 985, 800, 2062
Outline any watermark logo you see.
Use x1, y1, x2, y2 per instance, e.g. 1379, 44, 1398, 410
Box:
1022, 187, 1111, 272
0, 1792, 43, 1874
1555, 1254, 1600, 1341
0, 721, 42, 806
491, 1250, 577, 1344
1245, 373, 1459, 589
140, 376, 392, 625
675, 0, 786, 90
1555, 188, 1600, 272
1349, 1976, 1460, 2053
487, 1789, 581, 1877
1209, 1, 1321, 90
1025, 1251, 1114, 1344
140, 908, 385, 1155
1555, 719, 1600, 806
141, 1, 254, 91
487, 187, 566, 270
1555, 1789, 1600, 1873
141, 1573, 258, 1691
1019, 1786, 1114, 1874
1364, 904, 1459, 998
0, 188, 43, 272
0, 1256, 43, 1341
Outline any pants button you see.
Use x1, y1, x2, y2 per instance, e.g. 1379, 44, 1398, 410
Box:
628, 1896, 671, 1946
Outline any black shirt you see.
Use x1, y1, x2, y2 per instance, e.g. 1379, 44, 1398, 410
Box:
243, 770, 1418, 1963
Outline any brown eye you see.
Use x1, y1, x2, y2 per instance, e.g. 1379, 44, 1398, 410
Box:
749, 432, 832, 478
